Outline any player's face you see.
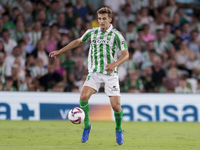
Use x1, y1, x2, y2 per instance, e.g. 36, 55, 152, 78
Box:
98, 13, 112, 31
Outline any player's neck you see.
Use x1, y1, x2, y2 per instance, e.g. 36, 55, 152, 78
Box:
101, 24, 110, 32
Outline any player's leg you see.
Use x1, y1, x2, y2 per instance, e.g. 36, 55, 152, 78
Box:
109, 96, 123, 131
80, 86, 96, 129
109, 96, 124, 145
80, 73, 101, 143
104, 75, 123, 145
80, 86, 96, 143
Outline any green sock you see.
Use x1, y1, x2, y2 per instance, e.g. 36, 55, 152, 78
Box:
79, 100, 90, 129
114, 109, 123, 131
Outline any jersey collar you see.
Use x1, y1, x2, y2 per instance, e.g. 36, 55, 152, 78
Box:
99, 24, 113, 33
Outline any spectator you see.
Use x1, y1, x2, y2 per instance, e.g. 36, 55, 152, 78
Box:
4, 46, 25, 76
135, 29, 145, 51
57, 13, 69, 34
175, 76, 191, 93
196, 79, 200, 93
141, 64, 156, 93
39, 63, 63, 91
25, 53, 35, 70
103, 0, 126, 15
0, 18, 3, 36
0, 52, 6, 83
32, 1, 46, 22
142, 24, 155, 42
176, 40, 195, 77
31, 40, 49, 67
120, 48, 136, 74
11, 0, 33, 24
36, 10, 50, 27
57, 33, 70, 50
86, 0, 103, 14
181, 22, 191, 43
69, 57, 87, 85
188, 30, 200, 57
171, 28, 182, 51
151, 56, 166, 87
1, 30, 17, 56
14, 14, 25, 25
28, 21, 42, 48
154, 29, 174, 61
46, 0, 58, 24
118, 3, 135, 32
11, 63, 21, 90
125, 22, 137, 44
163, 23, 174, 42
171, 13, 181, 33
149, 14, 164, 34
2, 76, 17, 91
22, 34, 34, 54
0, 41, 6, 57
2, 13, 15, 31
192, 55, 200, 80
73, 0, 89, 22
142, 41, 156, 63
65, 3, 79, 29
71, 17, 83, 39
167, 0, 178, 20
122, 69, 143, 93
163, 67, 179, 92
160, 7, 170, 23
53, 58, 67, 83
11, 21, 25, 42
45, 24, 59, 54
19, 72, 33, 91
41, 28, 50, 47
10, 7, 20, 22
30, 57, 47, 78
61, 49, 75, 76
140, 7, 154, 25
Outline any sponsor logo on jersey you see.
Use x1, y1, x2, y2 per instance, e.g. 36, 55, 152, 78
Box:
92, 39, 110, 44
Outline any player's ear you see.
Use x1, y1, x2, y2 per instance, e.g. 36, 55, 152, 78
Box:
109, 17, 112, 23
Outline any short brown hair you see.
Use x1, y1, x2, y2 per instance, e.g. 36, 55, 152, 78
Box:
97, 7, 112, 18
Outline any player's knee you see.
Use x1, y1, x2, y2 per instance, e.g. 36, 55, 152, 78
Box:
80, 94, 89, 101
112, 105, 121, 113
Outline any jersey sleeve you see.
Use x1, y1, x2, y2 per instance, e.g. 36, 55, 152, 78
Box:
115, 33, 128, 51
80, 29, 92, 42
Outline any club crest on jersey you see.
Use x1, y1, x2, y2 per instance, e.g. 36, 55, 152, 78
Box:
92, 39, 110, 44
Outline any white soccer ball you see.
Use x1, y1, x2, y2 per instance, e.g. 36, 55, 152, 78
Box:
68, 107, 85, 124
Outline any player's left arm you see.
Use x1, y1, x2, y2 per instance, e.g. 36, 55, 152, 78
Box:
105, 49, 129, 74
105, 33, 129, 74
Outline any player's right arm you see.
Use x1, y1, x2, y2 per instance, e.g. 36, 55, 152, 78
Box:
49, 38, 83, 59
49, 29, 92, 59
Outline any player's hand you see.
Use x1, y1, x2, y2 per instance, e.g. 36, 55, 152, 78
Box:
105, 62, 117, 74
49, 50, 60, 59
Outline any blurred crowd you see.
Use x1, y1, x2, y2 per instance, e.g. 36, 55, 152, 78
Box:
0, 0, 200, 93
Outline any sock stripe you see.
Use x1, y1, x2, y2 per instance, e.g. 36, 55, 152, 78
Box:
80, 103, 89, 108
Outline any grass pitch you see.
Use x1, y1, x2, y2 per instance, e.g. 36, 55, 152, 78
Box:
0, 121, 200, 150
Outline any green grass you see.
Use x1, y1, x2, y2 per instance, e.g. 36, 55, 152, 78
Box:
0, 121, 200, 150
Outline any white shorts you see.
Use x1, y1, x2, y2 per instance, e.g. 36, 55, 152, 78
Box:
83, 72, 120, 96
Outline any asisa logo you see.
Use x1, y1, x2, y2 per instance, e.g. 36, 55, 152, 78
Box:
121, 104, 198, 122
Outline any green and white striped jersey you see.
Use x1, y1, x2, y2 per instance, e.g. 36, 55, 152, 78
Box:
80, 24, 127, 75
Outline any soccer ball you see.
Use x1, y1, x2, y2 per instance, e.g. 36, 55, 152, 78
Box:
68, 107, 85, 124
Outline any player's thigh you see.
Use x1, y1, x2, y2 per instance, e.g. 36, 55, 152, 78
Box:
104, 75, 120, 97
80, 86, 96, 101
80, 73, 101, 101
